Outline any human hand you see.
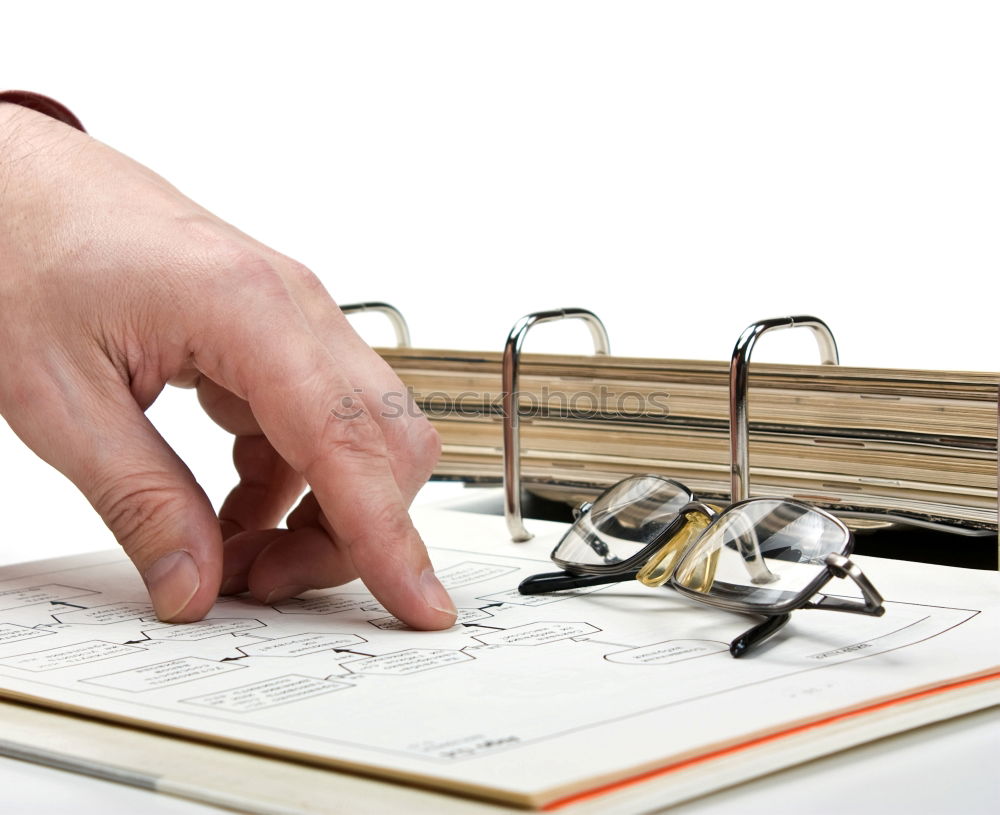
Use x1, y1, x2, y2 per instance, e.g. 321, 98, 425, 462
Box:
0, 103, 455, 629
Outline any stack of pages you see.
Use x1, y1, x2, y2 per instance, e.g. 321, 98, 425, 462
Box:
380, 349, 999, 533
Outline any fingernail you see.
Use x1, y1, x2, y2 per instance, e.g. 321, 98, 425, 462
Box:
263, 585, 310, 605
144, 551, 200, 621
420, 568, 456, 616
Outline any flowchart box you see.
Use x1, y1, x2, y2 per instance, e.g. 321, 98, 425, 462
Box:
83, 657, 245, 692
342, 649, 473, 676
0, 640, 143, 672
238, 633, 365, 658
183, 675, 351, 713
0, 584, 97, 612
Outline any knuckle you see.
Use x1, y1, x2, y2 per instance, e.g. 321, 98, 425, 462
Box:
303, 406, 390, 480
93, 473, 190, 558
377, 406, 441, 479
359, 502, 412, 549
225, 253, 288, 300
181, 231, 289, 302
408, 416, 442, 473
280, 257, 325, 295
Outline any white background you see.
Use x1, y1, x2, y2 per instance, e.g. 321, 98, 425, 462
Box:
1, 1, 997, 561
0, 4, 998, 811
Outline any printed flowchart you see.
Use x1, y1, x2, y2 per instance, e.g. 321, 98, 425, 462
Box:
0, 563, 641, 702
0, 548, 983, 764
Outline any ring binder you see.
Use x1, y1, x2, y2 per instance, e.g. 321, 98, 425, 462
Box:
729, 316, 840, 502
340, 310, 995, 559
502, 308, 611, 542
340, 302, 412, 347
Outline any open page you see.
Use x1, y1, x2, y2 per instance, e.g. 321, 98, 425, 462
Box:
0, 506, 997, 807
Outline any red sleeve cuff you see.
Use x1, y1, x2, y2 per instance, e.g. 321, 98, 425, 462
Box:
0, 90, 85, 132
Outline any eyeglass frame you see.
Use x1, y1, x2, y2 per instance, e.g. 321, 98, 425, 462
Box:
546, 477, 882, 615
519, 478, 885, 656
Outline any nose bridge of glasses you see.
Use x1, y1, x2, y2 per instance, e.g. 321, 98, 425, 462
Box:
729, 316, 840, 503
636, 502, 716, 588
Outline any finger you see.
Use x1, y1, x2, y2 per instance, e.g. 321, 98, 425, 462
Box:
246, 527, 360, 605
197, 375, 307, 575
267, 258, 440, 504
218, 434, 305, 539
8, 356, 222, 622
285, 489, 322, 531
188, 260, 455, 629
216, 434, 305, 594
245, 491, 337, 602
196, 377, 261, 436
219, 528, 285, 595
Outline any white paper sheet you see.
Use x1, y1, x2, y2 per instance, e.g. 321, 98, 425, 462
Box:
0, 507, 997, 807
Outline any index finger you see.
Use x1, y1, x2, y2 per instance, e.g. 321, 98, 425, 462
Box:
189, 259, 456, 629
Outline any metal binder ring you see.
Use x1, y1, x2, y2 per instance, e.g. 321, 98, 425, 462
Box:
340, 302, 412, 347
502, 308, 611, 542
730, 315, 840, 502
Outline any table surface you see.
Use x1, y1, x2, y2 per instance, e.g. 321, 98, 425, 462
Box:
2, 483, 997, 814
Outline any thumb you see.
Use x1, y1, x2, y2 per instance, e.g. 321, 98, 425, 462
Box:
11, 372, 223, 622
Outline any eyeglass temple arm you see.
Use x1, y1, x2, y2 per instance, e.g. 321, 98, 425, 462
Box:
803, 554, 885, 616
729, 613, 791, 658
518, 569, 636, 595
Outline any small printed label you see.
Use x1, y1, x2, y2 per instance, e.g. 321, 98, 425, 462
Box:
0, 624, 55, 647
183, 675, 351, 712
0, 585, 97, 612
83, 657, 244, 691
238, 633, 365, 657
407, 733, 521, 760
143, 618, 265, 641
478, 586, 604, 606
52, 603, 154, 625
473, 622, 599, 647
273, 595, 370, 615
0, 640, 143, 671
604, 640, 728, 665
435, 562, 518, 589
342, 649, 473, 676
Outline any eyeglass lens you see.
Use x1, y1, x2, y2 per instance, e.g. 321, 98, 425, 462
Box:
552, 476, 692, 568
673, 499, 849, 607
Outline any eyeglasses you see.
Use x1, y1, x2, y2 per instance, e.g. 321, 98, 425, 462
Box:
518, 474, 885, 657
